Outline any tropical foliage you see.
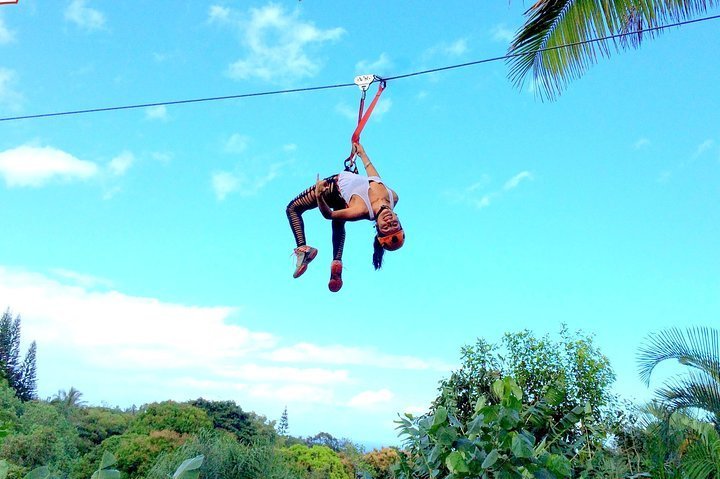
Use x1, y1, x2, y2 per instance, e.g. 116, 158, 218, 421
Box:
432, 326, 616, 429
1, 304, 717, 479
638, 326, 720, 426
397, 377, 599, 479
507, 0, 719, 99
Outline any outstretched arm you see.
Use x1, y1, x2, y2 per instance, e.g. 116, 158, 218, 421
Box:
355, 142, 380, 177
316, 176, 366, 221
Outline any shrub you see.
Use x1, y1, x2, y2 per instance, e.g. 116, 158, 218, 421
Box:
147, 429, 298, 479
129, 401, 212, 435
284, 444, 351, 479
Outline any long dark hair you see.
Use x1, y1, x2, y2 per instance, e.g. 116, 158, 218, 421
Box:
372, 236, 384, 270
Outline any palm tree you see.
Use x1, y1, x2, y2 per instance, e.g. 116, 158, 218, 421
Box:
637, 326, 720, 429
507, 0, 718, 99
52, 386, 86, 408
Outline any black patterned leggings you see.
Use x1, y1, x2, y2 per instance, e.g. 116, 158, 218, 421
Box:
286, 175, 347, 262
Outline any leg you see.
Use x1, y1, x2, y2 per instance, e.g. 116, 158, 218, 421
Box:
326, 184, 347, 292
286, 183, 319, 248
286, 182, 321, 278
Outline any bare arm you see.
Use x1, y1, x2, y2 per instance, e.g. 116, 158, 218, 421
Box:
355, 142, 380, 177
316, 176, 367, 221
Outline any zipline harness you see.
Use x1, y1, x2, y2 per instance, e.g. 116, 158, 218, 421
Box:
343, 74, 387, 173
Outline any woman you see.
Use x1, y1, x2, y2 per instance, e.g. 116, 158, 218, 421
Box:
285, 142, 405, 292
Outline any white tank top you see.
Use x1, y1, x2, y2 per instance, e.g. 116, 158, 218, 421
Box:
337, 171, 396, 220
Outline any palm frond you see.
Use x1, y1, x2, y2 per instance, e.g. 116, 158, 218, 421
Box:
655, 370, 720, 420
638, 327, 720, 386
507, 0, 718, 99
682, 428, 720, 479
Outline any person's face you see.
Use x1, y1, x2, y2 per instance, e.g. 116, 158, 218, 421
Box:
376, 208, 400, 236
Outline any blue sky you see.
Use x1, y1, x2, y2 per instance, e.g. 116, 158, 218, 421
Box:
0, 1, 719, 447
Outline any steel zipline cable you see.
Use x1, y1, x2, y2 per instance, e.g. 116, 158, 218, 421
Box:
1, 13, 719, 123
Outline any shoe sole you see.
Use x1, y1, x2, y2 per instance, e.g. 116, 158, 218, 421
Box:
293, 248, 318, 279
328, 261, 343, 292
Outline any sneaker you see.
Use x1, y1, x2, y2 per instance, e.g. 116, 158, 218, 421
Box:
293, 246, 318, 278
328, 260, 343, 292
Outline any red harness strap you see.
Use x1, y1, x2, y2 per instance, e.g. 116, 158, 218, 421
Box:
344, 79, 387, 173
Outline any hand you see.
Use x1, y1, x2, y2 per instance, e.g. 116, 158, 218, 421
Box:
315, 174, 329, 196
353, 142, 367, 158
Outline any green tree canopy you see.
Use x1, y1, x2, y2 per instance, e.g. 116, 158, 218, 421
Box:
128, 401, 212, 435
433, 326, 616, 427
189, 398, 262, 444
284, 444, 351, 479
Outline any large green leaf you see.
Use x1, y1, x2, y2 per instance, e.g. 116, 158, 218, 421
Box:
545, 454, 572, 477
23, 467, 50, 479
99, 451, 117, 470
435, 425, 458, 447
172, 455, 204, 479
482, 449, 500, 469
511, 432, 535, 458
91, 470, 121, 479
0, 461, 8, 479
446, 451, 470, 475
91, 450, 121, 479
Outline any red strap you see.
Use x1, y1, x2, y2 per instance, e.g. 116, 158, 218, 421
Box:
351, 81, 386, 143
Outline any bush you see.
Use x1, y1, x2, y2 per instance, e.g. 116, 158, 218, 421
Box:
91, 430, 188, 479
284, 444, 351, 479
397, 377, 591, 479
364, 448, 400, 479
147, 429, 298, 479
129, 401, 212, 435
0, 401, 80, 475
74, 407, 132, 453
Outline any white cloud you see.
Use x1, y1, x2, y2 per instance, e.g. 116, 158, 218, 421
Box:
444, 39, 468, 56
265, 342, 451, 371
335, 102, 358, 121
216, 364, 349, 385
212, 160, 288, 200
151, 151, 173, 163
212, 171, 240, 200
145, 105, 168, 121
372, 97, 392, 120
348, 389, 394, 409
208, 5, 231, 23
424, 38, 469, 60
108, 151, 134, 176
449, 171, 533, 210
224, 133, 250, 154
49, 268, 113, 289
503, 171, 533, 190
225, 4, 344, 83
490, 24, 515, 43
633, 138, 651, 150
249, 384, 334, 404
0, 267, 275, 371
336, 97, 392, 122
355, 53, 393, 75
0, 67, 22, 111
65, 0, 106, 31
693, 139, 714, 158
0, 16, 16, 44
0, 145, 98, 187
0, 266, 450, 428
476, 195, 492, 209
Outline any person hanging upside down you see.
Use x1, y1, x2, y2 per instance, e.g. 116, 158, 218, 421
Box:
285, 142, 405, 292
